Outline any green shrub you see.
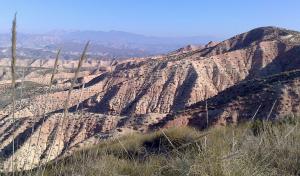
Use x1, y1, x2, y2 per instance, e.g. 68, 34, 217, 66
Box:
251, 119, 264, 136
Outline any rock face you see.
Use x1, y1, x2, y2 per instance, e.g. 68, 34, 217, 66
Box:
170, 44, 204, 55
154, 70, 300, 129
83, 26, 300, 116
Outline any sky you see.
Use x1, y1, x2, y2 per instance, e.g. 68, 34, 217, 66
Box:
0, 0, 299, 38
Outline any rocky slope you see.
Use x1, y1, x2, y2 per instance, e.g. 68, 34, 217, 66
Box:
169, 44, 204, 55
81, 26, 300, 116
153, 69, 300, 129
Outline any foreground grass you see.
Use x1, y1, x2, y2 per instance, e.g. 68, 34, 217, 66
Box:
25, 118, 300, 176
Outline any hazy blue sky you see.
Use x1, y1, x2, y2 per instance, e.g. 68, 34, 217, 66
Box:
0, 0, 299, 38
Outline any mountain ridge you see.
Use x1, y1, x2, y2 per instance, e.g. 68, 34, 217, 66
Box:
0, 30, 218, 59
78, 26, 300, 115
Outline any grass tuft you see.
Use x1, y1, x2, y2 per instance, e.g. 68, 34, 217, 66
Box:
29, 119, 300, 176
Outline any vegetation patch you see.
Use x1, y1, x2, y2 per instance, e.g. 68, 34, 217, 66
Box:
23, 118, 300, 176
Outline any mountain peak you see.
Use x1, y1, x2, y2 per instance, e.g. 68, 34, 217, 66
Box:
244, 26, 299, 38
235, 26, 300, 42
199, 26, 300, 57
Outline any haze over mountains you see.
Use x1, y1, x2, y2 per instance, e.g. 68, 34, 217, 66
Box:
0, 30, 216, 59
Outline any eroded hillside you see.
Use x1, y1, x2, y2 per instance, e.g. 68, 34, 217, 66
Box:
1, 26, 300, 171
82, 27, 300, 115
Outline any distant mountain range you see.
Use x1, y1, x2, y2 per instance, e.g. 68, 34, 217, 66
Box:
0, 30, 218, 59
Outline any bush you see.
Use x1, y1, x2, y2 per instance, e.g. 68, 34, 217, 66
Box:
251, 119, 264, 136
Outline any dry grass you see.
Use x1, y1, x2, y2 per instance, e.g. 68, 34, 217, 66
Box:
53, 41, 89, 165
32, 49, 62, 172
63, 41, 89, 119
10, 13, 17, 175
25, 118, 300, 176
49, 49, 61, 88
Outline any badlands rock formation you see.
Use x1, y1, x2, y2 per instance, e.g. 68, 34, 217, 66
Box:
153, 70, 300, 129
82, 27, 300, 116
1, 26, 300, 171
